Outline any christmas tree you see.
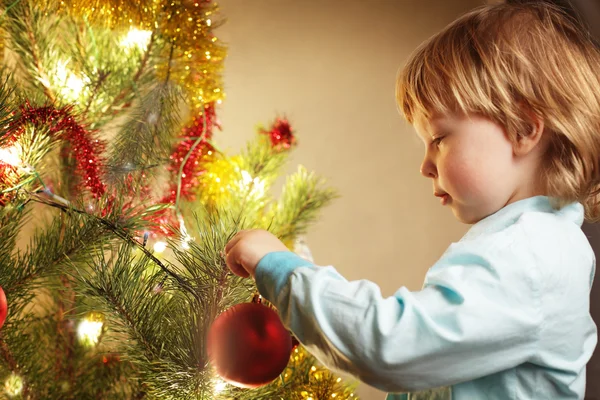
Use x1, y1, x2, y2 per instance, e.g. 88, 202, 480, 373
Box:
0, 0, 358, 398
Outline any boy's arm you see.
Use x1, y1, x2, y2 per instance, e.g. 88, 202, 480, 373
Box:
255, 241, 543, 393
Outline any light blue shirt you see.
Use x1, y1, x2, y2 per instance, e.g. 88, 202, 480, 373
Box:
255, 196, 597, 399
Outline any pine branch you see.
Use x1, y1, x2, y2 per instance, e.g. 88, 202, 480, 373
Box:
208, 136, 289, 225
74, 243, 207, 398
4, 1, 60, 103
5, 213, 105, 298
28, 194, 198, 300
22, 11, 55, 103
240, 136, 289, 181
0, 335, 18, 372
69, 209, 257, 398
74, 246, 165, 359
64, 19, 161, 127
0, 1, 358, 397
105, 31, 156, 114
82, 69, 110, 115
171, 210, 255, 316
0, 205, 26, 260
267, 165, 339, 242
0, 207, 112, 399
105, 81, 183, 189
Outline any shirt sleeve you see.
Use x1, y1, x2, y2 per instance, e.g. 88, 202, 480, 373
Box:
255, 233, 543, 393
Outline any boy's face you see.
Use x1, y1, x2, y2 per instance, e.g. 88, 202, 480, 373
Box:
415, 112, 523, 224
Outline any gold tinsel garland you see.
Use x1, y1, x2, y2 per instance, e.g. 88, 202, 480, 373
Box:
40, 0, 226, 108
198, 155, 242, 209
279, 346, 358, 399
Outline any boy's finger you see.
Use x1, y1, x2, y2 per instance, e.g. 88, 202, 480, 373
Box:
225, 229, 249, 254
225, 245, 250, 278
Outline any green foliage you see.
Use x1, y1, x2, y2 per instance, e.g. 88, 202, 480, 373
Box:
0, 0, 356, 398
105, 82, 183, 190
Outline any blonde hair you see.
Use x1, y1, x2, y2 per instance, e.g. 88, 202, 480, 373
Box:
396, 2, 600, 221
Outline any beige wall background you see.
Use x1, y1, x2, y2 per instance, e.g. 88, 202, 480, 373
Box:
214, 1, 482, 398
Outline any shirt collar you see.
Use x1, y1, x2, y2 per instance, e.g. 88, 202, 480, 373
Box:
461, 195, 584, 241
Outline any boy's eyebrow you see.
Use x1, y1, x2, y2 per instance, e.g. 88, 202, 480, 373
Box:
427, 117, 450, 135
416, 121, 435, 137
413, 127, 431, 145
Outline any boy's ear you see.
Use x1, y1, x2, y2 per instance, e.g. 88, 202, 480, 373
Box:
513, 109, 545, 157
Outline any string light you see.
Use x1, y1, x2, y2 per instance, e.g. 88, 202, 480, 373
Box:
212, 377, 227, 394
0, 146, 21, 167
180, 237, 191, 250
240, 170, 266, 196
0, 143, 36, 186
65, 74, 85, 96
52, 60, 88, 100
4, 374, 23, 397
153, 241, 168, 253
77, 313, 104, 347
178, 215, 194, 250
9, 104, 106, 197
121, 28, 153, 51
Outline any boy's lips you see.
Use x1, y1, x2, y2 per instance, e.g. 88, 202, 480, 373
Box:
434, 192, 450, 205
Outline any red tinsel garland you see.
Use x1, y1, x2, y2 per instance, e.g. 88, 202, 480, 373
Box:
150, 104, 219, 236
260, 117, 296, 150
12, 103, 106, 198
0, 164, 18, 206
148, 112, 297, 237
163, 104, 219, 204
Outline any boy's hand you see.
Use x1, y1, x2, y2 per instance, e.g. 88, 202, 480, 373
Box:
224, 229, 290, 278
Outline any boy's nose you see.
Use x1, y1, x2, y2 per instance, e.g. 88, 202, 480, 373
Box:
420, 157, 437, 178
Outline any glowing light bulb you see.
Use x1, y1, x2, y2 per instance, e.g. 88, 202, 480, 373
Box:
240, 170, 266, 196
213, 378, 227, 394
0, 146, 21, 167
77, 314, 104, 347
4, 374, 23, 397
121, 29, 153, 50
178, 217, 194, 250
153, 241, 167, 253
53, 59, 88, 100
55, 59, 68, 83
241, 170, 252, 186
65, 74, 84, 95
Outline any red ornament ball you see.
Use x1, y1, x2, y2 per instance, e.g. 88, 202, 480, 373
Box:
207, 302, 292, 388
0, 286, 7, 330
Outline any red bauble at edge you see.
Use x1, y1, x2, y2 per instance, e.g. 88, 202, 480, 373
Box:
207, 302, 292, 388
0, 286, 7, 330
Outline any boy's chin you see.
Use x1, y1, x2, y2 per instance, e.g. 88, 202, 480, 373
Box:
452, 203, 484, 225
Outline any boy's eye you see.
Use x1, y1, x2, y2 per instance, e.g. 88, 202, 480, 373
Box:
432, 136, 444, 146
